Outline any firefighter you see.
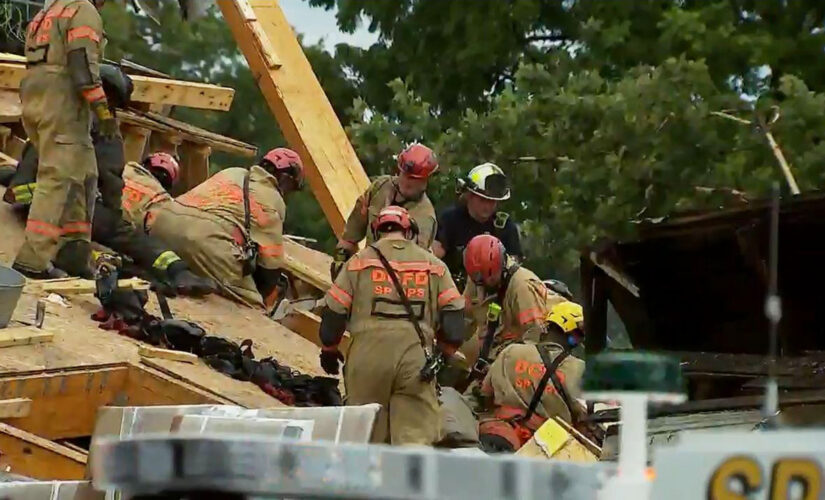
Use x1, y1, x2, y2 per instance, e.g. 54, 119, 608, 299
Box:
476, 301, 586, 453
433, 163, 523, 289
332, 144, 439, 278
319, 206, 465, 445
3, 147, 216, 297
145, 148, 304, 307
460, 234, 566, 368
14, 0, 112, 279
120, 152, 177, 229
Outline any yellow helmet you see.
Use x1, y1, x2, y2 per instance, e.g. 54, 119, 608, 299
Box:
546, 301, 584, 334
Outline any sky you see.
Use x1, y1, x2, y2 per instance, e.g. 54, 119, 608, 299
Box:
278, 0, 378, 50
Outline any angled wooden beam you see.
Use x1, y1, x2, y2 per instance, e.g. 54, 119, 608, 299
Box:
0, 62, 235, 111
217, 0, 370, 237
0, 422, 87, 480
122, 124, 152, 163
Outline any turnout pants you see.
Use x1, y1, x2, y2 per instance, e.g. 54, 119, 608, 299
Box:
147, 202, 261, 306
344, 327, 441, 445
15, 71, 96, 273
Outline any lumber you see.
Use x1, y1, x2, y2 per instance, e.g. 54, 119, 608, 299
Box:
0, 62, 235, 111
119, 109, 257, 158
0, 89, 21, 122
0, 150, 17, 167
284, 239, 332, 291
0, 326, 53, 348
26, 276, 150, 295
218, 0, 370, 237
122, 124, 152, 164
279, 308, 351, 351
0, 422, 87, 480
138, 346, 199, 364
177, 142, 211, 194
0, 398, 32, 418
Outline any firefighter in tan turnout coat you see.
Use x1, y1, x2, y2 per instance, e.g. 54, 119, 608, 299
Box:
145, 148, 304, 307
319, 206, 466, 445
14, 0, 115, 278
331, 144, 439, 278
477, 301, 586, 453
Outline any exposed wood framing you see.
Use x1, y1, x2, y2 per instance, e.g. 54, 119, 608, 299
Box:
149, 130, 183, 158
218, 0, 370, 236
284, 239, 332, 292
0, 422, 87, 480
0, 398, 32, 418
0, 363, 226, 440
119, 109, 257, 158
176, 142, 211, 194
0, 62, 235, 111
122, 124, 152, 164
0, 89, 21, 123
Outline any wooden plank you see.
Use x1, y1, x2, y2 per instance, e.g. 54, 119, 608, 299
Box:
0, 150, 18, 167
176, 142, 211, 194
27, 277, 150, 295
122, 124, 152, 164
217, 0, 370, 237
0, 89, 21, 123
0, 398, 31, 418
137, 358, 247, 406
279, 308, 351, 351
0, 422, 87, 480
284, 239, 332, 291
0, 365, 129, 439
0, 326, 53, 348
138, 346, 198, 364
124, 363, 229, 406
119, 109, 257, 158
0, 62, 235, 111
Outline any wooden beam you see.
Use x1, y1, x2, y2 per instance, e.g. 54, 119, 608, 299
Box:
284, 239, 332, 292
149, 130, 183, 158
138, 346, 198, 365
26, 277, 150, 295
279, 308, 351, 351
0, 422, 87, 480
176, 142, 211, 194
122, 124, 152, 164
0, 62, 235, 111
124, 363, 228, 406
0, 89, 21, 123
0, 398, 32, 418
217, 0, 370, 237
0, 365, 129, 439
119, 109, 257, 158
0, 326, 53, 348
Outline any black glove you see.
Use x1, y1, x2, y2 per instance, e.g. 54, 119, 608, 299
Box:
319, 347, 344, 375
330, 247, 352, 280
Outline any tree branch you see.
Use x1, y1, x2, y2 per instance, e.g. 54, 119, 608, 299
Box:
524, 34, 568, 44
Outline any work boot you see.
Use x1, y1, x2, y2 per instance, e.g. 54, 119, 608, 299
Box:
11, 262, 68, 280
54, 240, 94, 279
167, 261, 216, 298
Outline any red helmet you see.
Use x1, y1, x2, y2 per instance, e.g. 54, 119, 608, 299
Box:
464, 234, 506, 287
144, 152, 180, 187
397, 143, 438, 179
262, 147, 305, 188
371, 205, 415, 237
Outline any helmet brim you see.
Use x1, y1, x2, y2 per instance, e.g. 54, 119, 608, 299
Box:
467, 188, 511, 201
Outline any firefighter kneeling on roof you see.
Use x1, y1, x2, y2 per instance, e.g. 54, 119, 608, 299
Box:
476, 301, 586, 453
319, 206, 466, 445
143, 148, 304, 308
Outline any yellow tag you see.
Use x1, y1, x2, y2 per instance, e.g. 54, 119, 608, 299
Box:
533, 418, 571, 456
